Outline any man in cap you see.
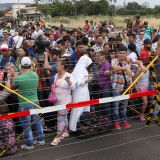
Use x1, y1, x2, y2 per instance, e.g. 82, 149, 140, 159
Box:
0, 44, 15, 70
6, 57, 45, 150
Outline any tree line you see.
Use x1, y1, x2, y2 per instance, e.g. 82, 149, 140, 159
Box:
36, 1, 160, 17
1, 1, 160, 18
37, 0, 109, 17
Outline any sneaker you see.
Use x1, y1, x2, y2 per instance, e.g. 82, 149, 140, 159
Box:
114, 122, 121, 130
60, 132, 69, 140
51, 137, 61, 146
21, 144, 34, 150
123, 122, 131, 129
34, 140, 45, 145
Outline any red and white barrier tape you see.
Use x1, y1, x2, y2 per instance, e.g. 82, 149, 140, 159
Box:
0, 90, 157, 120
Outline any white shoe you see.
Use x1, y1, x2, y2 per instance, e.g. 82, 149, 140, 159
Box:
21, 144, 34, 150
34, 140, 45, 145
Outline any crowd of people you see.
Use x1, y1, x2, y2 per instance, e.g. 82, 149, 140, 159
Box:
0, 15, 160, 156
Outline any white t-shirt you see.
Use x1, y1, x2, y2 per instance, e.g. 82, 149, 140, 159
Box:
127, 52, 138, 63
10, 29, 15, 37
127, 52, 139, 76
13, 36, 23, 49
152, 42, 157, 52
38, 30, 43, 36
31, 31, 38, 40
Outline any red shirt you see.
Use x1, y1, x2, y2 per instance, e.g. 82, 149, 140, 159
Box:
84, 24, 90, 32
139, 48, 150, 64
54, 33, 59, 41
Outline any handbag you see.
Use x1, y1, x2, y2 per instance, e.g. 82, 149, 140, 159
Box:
48, 76, 58, 103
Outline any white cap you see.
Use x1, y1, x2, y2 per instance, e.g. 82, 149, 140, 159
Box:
3, 30, 8, 33
0, 44, 9, 51
21, 57, 32, 67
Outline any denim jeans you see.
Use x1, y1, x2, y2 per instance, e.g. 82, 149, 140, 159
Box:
19, 102, 45, 146
102, 89, 112, 117
112, 90, 128, 123
153, 102, 159, 117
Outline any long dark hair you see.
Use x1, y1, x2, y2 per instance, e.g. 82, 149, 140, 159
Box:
128, 43, 139, 58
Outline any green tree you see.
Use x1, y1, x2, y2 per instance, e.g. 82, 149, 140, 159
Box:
0, 11, 4, 17
37, 0, 110, 17
126, 2, 142, 10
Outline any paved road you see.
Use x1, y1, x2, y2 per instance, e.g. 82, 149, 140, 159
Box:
2, 119, 160, 160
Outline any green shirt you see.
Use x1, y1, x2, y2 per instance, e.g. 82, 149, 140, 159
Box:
13, 71, 39, 107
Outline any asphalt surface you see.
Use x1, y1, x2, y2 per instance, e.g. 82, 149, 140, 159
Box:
2, 119, 160, 160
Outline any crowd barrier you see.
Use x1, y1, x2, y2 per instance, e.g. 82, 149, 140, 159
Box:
0, 90, 157, 120
0, 53, 159, 157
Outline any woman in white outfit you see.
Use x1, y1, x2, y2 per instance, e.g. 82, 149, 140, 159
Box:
69, 54, 92, 132
50, 59, 75, 145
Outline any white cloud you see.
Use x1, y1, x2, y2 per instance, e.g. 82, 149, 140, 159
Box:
0, 0, 34, 3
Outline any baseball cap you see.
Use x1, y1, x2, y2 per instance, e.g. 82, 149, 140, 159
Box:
3, 30, 8, 33
21, 57, 32, 67
0, 44, 9, 51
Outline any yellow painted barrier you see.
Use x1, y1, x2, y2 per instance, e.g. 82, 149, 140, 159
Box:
122, 55, 159, 95
122, 55, 159, 115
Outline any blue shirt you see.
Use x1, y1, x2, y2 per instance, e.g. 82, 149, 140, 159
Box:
26, 47, 37, 58
0, 56, 15, 70
70, 51, 79, 69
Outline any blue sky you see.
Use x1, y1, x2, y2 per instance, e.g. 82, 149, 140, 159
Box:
0, 0, 159, 8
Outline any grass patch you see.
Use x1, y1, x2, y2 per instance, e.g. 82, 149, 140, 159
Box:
47, 15, 160, 30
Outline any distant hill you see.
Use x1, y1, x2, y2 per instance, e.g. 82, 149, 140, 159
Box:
0, 3, 13, 10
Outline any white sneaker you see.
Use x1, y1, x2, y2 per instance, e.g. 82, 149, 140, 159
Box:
34, 140, 45, 145
21, 144, 34, 150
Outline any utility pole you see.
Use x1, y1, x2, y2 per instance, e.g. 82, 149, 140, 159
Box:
18, 0, 21, 19
109, 0, 113, 16
72, 0, 77, 16
113, 0, 117, 16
